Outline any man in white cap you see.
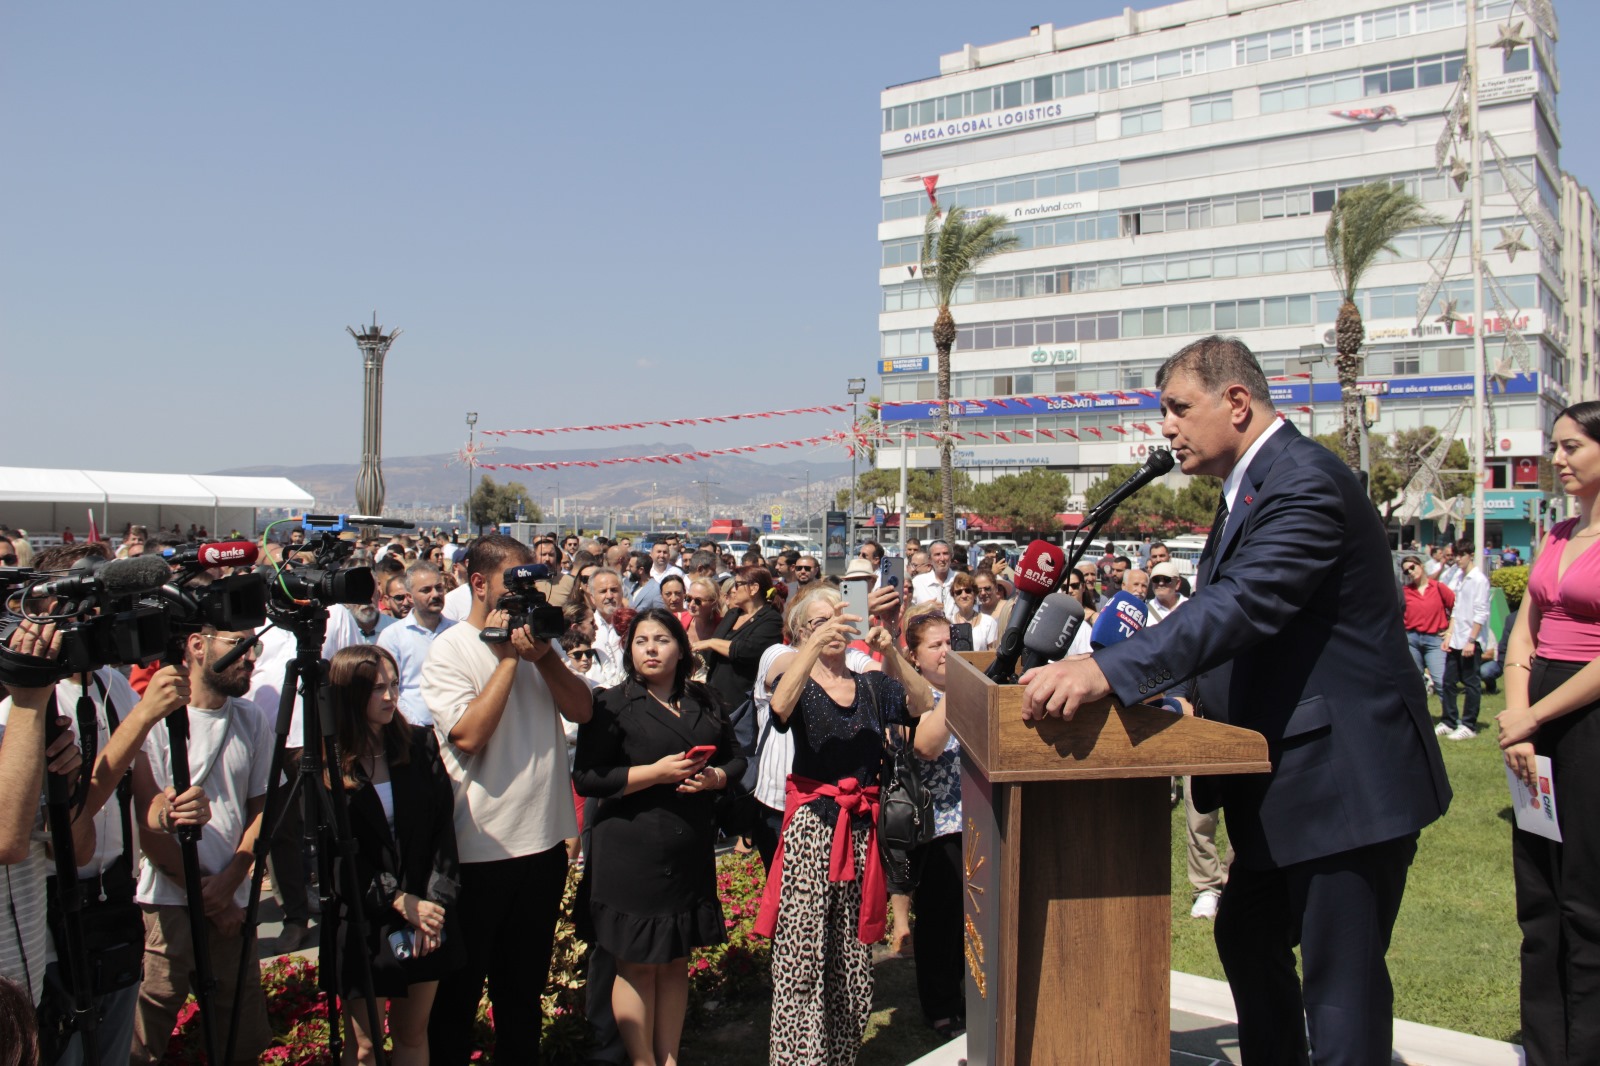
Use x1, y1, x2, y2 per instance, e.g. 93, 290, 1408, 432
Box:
1146, 560, 1188, 624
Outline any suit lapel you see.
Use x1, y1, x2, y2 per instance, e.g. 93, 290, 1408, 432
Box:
1212, 421, 1301, 572
634, 686, 702, 749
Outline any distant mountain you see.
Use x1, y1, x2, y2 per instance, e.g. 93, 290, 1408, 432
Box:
215, 443, 853, 516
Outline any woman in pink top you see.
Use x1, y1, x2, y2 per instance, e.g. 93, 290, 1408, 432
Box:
1496, 400, 1600, 1063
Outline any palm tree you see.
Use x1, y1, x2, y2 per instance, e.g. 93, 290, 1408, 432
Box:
1325, 182, 1439, 471
920, 205, 1019, 533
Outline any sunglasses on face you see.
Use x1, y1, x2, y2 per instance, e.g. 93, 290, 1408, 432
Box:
0, 554, 16, 565
686, 596, 714, 605
1152, 576, 1175, 586
569, 648, 596, 660
955, 589, 976, 597
1068, 579, 1084, 589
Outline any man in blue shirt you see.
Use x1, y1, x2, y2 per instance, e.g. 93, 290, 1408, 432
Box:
378, 562, 456, 727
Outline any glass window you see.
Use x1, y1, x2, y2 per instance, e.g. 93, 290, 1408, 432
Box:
1144, 308, 1166, 334
1237, 198, 1262, 223
1189, 304, 1212, 331
1122, 310, 1144, 337
1055, 371, 1076, 392
1215, 302, 1238, 330
1505, 47, 1530, 74
993, 375, 1013, 396
1389, 64, 1415, 91
1237, 301, 1262, 329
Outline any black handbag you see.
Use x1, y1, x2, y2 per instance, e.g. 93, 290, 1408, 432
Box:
869, 674, 935, 854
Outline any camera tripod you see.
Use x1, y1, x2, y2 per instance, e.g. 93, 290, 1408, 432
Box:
222, 608, 387, 1066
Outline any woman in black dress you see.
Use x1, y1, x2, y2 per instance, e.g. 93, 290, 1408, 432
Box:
692, 565, 785, 715
325, 645, 463, 1065
575, 607, 746, 1066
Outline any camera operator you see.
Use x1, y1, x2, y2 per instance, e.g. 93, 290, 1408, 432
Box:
4, 545, 209, 1065
130, 626, 274, 1066
1, 621, 87, 1009
420, 534, 594, 1064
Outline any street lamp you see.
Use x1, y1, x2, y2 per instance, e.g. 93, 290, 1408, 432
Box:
465, 411, 478, 533
847, 377, 866, 547
349, 313, 401, 521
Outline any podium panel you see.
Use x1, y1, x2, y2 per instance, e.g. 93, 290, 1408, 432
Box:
947, 652, 1269, 1066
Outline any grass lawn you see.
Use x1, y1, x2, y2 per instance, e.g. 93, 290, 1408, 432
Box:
1170, 689, 1525, 1044
686, 690, 1527, 1062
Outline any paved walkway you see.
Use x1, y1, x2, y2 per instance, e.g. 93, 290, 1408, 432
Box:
907, 972, 1526, 1066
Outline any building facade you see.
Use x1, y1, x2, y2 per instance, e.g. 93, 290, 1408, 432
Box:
875, 0, 1575, 543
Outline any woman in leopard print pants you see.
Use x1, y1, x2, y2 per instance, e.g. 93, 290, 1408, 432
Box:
755, 586, 931, 1065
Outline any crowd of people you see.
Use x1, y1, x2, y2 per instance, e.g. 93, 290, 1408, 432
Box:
1, 390, 1597, 1066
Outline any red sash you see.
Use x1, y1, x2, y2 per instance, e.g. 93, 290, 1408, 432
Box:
753, 774, 886, 945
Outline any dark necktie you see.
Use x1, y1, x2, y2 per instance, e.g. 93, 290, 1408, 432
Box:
1198, 494, 1230, 587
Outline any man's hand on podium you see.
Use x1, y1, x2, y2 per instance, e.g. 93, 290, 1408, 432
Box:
1019, 654, 1112, 722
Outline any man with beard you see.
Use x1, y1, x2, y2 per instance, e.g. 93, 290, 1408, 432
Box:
131, 627, 275, 1065
379, 562, 456, 728
585, 568, 629, 689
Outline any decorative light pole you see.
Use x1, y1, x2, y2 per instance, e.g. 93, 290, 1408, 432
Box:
465, 412, 478, 532
847, 377, 866, 547
348, 313, 401, 519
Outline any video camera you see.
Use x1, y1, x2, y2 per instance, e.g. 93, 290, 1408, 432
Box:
0, 553, 269, 689
481, 563, 566, 644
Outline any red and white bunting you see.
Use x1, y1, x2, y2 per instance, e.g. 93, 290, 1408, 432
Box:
473, 431, 852, 471
481, 404, 849, 438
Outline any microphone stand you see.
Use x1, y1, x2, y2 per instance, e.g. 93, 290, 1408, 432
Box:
42, 693, 99, 1064
222, 613, 387, 1066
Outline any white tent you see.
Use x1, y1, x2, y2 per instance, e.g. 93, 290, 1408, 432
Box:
0, 465, 315, 542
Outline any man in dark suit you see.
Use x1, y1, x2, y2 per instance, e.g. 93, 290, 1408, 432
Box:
1020, 336, 1452, 1065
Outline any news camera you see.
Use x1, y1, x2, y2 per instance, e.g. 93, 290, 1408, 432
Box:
481, 563, 566, 644
0, 552, 268, 688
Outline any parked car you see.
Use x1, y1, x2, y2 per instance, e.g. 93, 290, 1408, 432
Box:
757, 534, 824, 560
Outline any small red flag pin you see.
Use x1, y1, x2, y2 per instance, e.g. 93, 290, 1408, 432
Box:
1244, 495, 1254, 505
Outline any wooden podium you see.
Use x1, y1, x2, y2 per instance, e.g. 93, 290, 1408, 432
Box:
946, 652, 1270, 1066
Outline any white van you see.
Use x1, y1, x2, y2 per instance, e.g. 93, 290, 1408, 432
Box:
757, 534, 824, 560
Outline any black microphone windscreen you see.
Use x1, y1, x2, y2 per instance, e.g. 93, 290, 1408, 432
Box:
99, 554, 174, 595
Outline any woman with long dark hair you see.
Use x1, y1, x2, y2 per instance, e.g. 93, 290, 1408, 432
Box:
1497, 400, 1600, 1062
575, 608, 746, 1066
694, 566, 786, 722
325, 645, 463, 1065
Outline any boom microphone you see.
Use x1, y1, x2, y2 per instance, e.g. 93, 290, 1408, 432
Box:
1082, 449, 1175, 525
1090, 590, 1149, 650
32, 554, 173, 599
986, 540, 1068, 682
1018, 593, 1085, 674
346, 515, 415, 529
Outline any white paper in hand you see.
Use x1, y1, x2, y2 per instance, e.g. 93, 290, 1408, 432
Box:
1506, 755, 1561, 842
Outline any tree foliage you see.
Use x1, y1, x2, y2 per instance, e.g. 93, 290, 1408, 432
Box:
1323, 182, 1441, 469
470, 474, 540, 530
840, 468, 971, 514
1314, 429, 1471, 519
1080, 465, 1219, 537
965, 469, 1073, 532
920, 205, 1020, 532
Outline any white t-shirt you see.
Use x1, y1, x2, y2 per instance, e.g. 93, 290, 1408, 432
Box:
751, 644, 799, 811
0, 719, 50, 1005
247, 608, 361, 749
137, 697, 274, 908
422, 623, 582, 863
442, 584, 473, 623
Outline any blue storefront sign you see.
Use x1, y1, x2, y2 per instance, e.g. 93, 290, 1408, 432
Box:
876, 372, 1540, 421
879, 357, 931, 375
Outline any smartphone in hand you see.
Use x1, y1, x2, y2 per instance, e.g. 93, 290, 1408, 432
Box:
685, 744, 718, 762
841, 579, 872, 634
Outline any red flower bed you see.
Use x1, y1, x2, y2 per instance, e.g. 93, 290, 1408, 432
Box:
162, 853, 771, 1064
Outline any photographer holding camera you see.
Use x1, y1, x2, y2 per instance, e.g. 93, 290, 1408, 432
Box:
1, 620, 87, 1009
420, 533, 595, 1064
5, 545, 210, 1066
129, 626, 274, 1066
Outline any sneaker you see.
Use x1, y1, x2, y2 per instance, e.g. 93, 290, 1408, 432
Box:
1448, 725, 1476, 741
274, 920, 311, 953
1190, 891, 1220, 920
1434, 722, 1452, 736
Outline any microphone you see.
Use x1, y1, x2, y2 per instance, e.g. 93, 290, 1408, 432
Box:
1090, 590, 1149, 650
1082, 449, 1175, 525
1018, 593, 1085, 674
986, 540, 1068, 682
32, 554, 172, 599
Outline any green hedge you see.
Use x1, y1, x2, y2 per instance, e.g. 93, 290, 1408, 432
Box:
1491, 565, 1529, 609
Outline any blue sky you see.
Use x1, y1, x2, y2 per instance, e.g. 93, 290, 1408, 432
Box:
3, 1, 1593, 474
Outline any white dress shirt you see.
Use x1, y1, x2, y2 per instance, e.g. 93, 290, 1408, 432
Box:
1445, 568, 1491, 651
1221, 417, 1288, 515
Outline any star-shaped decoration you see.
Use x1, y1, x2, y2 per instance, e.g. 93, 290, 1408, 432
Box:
1495, 225, 1530, 262
1435, 299, 1462, 329
1491, 21, 1527, 63
1491, 356, 1517, 387
1449, 156, 1470, 192
450, 441, 496, 468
